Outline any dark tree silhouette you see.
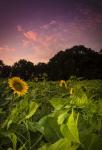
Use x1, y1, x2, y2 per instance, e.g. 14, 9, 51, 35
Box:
0, 60, 11, 78
48, 45, 101, 80
34, 62, 48, 79
99, 49, 102, 54
11, 59, 35, 80
0, 60, 4, 78
0, 45, 102, 80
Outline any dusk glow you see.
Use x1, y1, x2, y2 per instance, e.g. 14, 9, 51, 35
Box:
0, 0, 102, 65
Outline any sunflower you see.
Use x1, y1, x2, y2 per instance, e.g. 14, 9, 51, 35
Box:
70, 88, 73, 95
59, 80, 67, 89
8, 77, 29, 96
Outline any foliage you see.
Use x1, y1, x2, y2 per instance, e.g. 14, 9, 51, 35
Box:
0, 78, 102, 150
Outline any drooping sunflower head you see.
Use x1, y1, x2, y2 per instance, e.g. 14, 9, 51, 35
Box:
59, 80, 67, 89
70, 88, 74, 95
8, 77, 29, 96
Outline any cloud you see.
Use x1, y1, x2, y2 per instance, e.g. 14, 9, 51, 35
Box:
0, 46, 16, 65
22, 39, 30, 47
0, 46, 16, 53
40, 20, 57, 29
18, 21, 82, 64
23, 31, 38, 41
16, 25, 38, 45
10, 16, 101, 66
16, 25, 23, 32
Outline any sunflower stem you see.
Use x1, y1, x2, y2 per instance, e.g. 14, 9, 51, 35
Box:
9, 94, 15, 113
24, 121, 31, 150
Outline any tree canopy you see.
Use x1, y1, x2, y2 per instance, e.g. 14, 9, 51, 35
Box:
0, 45, 102, 80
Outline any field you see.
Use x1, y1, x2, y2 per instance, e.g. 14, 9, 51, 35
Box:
0, 78, 102, 150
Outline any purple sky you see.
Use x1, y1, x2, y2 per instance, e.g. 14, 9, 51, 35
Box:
0, 0, 102, 65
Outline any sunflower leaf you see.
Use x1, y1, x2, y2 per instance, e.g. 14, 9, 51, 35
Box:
25, 101, 38, 119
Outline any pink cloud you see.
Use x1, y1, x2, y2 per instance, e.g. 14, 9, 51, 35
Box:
40, 20, 57, 30
23, 31, 37, 41
22, 39, 30, 47
3, 16, 100, 66
0, 46, 16, 65
16, 25, 23, 32
0, 46, 16, 53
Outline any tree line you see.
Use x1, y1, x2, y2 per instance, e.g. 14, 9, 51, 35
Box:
0, 45, 102, 80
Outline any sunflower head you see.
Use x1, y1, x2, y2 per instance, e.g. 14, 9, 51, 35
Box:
8, 77, 29, 96
59, 80, 67, 89
70, 88, 74, 95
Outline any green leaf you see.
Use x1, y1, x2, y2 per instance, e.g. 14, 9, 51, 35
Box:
60, 124, 73, 140
38, 145, 47, 150
7, 133, 17, 150
39, 138, 78, 150
7, 120, 13, 129
48, 138, 71, 150
39, 116, 61, 142
57, 111, 68, 125
49, 98, 68, 110
88, 134, 102, 150
67, 110, 80, 143
25, 101, 38, 119
18, 144, 26, 150
28, 121, 44, 134
80, 133, 102, 150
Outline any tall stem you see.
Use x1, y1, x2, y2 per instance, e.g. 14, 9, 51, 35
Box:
24, 121, 31, 150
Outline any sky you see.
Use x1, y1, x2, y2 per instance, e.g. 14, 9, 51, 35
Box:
0, 0, 102, 65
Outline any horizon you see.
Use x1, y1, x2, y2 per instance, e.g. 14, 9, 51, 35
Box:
0, 0, 102, 65
1, 44, 101, 66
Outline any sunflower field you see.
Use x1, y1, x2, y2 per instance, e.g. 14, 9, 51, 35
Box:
0, 77, 102, 150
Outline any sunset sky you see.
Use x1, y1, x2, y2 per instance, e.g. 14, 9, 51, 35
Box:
0, 0, 102, 65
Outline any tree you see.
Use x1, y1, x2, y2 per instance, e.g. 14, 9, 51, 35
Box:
0, 60, 11, 78
34, 62, 48, 80
11, 59, 35, 80
47, 45, 101, 80
0, 45, 102, 80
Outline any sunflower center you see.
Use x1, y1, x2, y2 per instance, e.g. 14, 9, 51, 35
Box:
13, 81, 23, 91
